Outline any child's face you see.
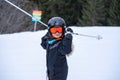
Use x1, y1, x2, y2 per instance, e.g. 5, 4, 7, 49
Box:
50, 26, 63, 38
52, 32, 62, 38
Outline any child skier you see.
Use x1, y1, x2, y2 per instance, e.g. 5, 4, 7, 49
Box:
41, 17, 73, 80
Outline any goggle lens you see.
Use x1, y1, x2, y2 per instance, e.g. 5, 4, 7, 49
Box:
50, 27, 63, 34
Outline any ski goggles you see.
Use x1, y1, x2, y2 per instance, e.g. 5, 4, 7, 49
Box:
50, 27, 63, 34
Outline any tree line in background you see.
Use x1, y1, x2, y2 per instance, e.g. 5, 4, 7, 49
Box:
29, 0, 120, 27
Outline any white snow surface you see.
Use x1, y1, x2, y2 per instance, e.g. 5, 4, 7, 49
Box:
0, 27, 120, 80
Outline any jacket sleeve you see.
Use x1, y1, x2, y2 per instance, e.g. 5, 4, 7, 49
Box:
58, 33, 73, 55
41, 32, 49, 49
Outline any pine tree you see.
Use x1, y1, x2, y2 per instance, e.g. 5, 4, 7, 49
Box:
107, 0, 120, 26
78, 0, 105, 26
103, 0, 112, 26
29, 0, 83, 26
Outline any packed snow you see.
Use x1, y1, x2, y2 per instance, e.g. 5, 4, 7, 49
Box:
0, 27, 120, 80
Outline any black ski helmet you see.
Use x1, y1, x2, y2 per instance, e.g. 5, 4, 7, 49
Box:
48, 17, 66, 29
48, 17, 66, 35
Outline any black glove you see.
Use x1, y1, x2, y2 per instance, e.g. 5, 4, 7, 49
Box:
66, 28, 73, 33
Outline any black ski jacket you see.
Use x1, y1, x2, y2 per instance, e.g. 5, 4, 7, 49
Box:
41, 33, 72, 80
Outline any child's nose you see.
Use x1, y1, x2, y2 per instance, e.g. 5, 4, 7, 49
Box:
56, 32, 60, 34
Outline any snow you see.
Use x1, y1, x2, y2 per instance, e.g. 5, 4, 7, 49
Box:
0, 27, 120, 80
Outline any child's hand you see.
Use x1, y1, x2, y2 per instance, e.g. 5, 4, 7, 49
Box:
65, 28, 73, 38
66, 28, 73, 33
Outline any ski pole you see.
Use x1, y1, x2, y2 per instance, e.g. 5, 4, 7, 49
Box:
72, 32, 103, 40
4, 0, 48, 28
